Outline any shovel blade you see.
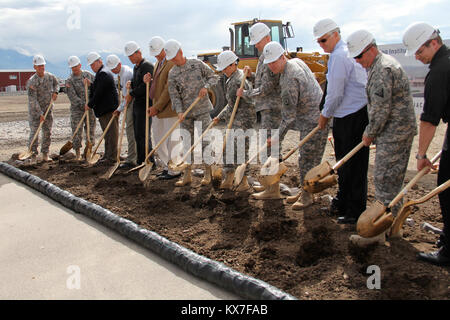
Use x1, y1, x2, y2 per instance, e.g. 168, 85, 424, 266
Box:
18, 150, 32, 161
87, 153, 101, 165
389, 203, 414, 238
233, 163, 247, 187
84, 142, 92, 160
211, 165, 223, 182
357, 200, 394, 238
303, 174, 338, 193
59, 141, 73, 156
139, 162, 154, 182
105, 162, 120, 180
258, 159, 288, 187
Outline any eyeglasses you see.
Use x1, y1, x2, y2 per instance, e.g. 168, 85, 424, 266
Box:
317, 36, 330, 44
415, 39, 433, 56
354, 45, 372, 60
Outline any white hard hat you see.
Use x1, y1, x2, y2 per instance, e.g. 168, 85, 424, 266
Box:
313, 18, 339, 39
106, 54, 121, 69
164, 39, 181, 60
249, 22, 271, 45
33, 55, 46, 66
149, 36, 165, 56
346, 30, 375, 58
68, 55, 81, 68
87, 52, 101, 65
124, 41, 140, 56
263, 41, 284, 64
403, 22, 437, 56
216, 50, 238, 71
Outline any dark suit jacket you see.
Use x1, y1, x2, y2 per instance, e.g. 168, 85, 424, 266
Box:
88, 65, 118, 118
130, 58, 154, 110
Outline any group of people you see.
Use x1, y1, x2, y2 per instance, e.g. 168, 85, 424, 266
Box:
26, 19, 449, 266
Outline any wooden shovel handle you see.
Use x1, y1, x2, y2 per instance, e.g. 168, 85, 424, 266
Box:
91, 113, 117, 155
282, 126, 320, 162
222, 69, 248, 151
246, 141, 268, 166
142, 96, 202, 164
178, 120, 215, 165
71, 111, 87, 141
406, 178, 450, 207
389, 150, 442, 208
145, 82, 150, 160
29, 101, 54, 151
85, 82, 91, 143
117, 88, 131, 159
332, 141, 365, 171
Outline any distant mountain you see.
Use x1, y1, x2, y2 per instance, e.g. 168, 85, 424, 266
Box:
0, 48, 136, 80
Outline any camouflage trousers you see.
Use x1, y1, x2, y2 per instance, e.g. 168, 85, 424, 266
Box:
179, 112, 211, 164
296, 119, 328, 186
223, 131, 254, 174
29, 112, 53, 155
70, 107, 96, 150
259, 108, 281, 131
374, 136, 414, 216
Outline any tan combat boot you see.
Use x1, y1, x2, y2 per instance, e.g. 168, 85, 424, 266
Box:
251, 181, 282, 200
42, 152, 50, 162
75, 148, 82, 161
253, 185, 265, 192
219, 169, 234, 190
349, 232, 386, 247
235, 175, 251, 192
175, 165, 192, 187
292, 191, 314, 210
201, 165, 212, 186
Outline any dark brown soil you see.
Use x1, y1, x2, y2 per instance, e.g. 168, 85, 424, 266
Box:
9, 155, 450, 300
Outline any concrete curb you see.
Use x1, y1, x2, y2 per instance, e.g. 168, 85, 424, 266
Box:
0, 162, 297, 300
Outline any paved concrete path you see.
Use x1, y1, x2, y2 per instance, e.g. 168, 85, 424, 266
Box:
0, 173, 239, 300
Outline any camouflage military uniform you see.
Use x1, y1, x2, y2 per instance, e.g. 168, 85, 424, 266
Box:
217, 68, 256, 173
366, 53, 417, 215
65, 70, 96, 150
243, 53, 282, 131
168, 58, 219, 161
26, 72, 59, 155
279, 58, 328, 185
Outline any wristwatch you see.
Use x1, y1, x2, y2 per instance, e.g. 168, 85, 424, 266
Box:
415, 153, 427, 160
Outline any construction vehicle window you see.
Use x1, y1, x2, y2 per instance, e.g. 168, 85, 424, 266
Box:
236, 25, 243, 56
243, 35, 253, 56
271, 26, 281, 45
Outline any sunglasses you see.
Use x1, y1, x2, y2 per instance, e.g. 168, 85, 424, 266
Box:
317, 36, 330, 44
354, 45, 372, 59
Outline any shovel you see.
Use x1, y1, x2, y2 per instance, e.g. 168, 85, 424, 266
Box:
19, 101, 54, 160
389, 178, 450, 238
357, 151, 442, 238
211, 69, 248, 181
259, 126, 321, 187
87, 113, 118, 165
104, 90, 130, 179
83, 83, 93, 160
145, 82, 150, 163
59, 110, 87, 156
233, 141, 268, 188
303, 141, 365, 194
131, 96, 202, 180
169, 120, 216, 172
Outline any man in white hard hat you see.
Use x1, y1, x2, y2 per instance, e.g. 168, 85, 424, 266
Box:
142, 36, 181, 180
124, 41, 155, 166
66, 55, 96, 160
84, 52, 119, 164
313, 19, 370, 225
165, 39, 219, 187
106, 54, 137, 168
261, 41, 328, 206
26, 54, 59, 162
346, 30, 417, 247
212, 50, 256, 191
237, 22, 282, 167
403, 22, 450, 266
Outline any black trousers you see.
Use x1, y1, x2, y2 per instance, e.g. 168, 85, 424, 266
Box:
332, 106, 370, 218
133, 105, 153, 165
439, 125, 450, 251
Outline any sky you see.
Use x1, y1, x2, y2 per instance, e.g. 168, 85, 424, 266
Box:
1, 0, 449, 67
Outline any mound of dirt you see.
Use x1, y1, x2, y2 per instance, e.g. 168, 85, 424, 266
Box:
7, 154, 449, 300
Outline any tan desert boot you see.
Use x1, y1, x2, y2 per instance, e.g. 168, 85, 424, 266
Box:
292, 191, 314, 210
251, 181, 282, 200
201, 165, 212, 186
175, 165, 192, 187
253, 185, 265, 192
286, 192, 301, 204
42, 152, 50, 162
349, 232, 386, 247
235, 176, 251, 192
219, 170, 234, 190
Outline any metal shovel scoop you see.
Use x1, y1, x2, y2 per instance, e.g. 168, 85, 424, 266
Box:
60, 110, 87, 156
87, 113, 118, 165
19, 101, 54, 160
136, 96, 202, 181
303, 141, 365, 194
357, 151, 442, 238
